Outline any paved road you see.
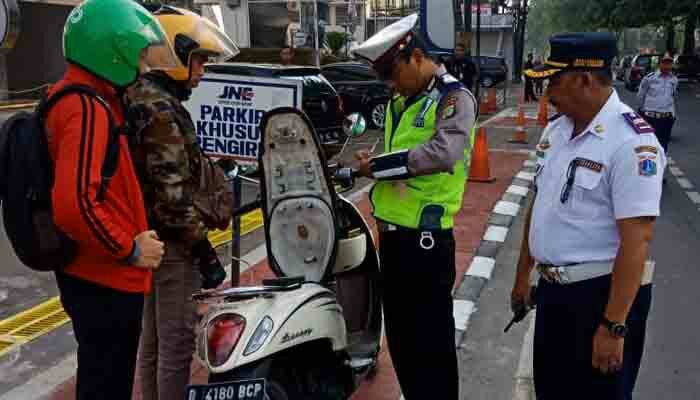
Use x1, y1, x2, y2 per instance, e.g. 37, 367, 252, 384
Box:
458, 81, 700, 400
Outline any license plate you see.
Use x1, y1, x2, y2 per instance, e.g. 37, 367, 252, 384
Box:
185, 378, 265, 400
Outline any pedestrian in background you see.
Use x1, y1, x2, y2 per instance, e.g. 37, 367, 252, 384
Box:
533, 57, 544, 96
637, 52, 678, 158
524, 53, 538, 102
515, 32, 663, 400
47, 0, 170, 397
446, 43, 477, 93
353, 14, 477, 399
280, 46, 295, 65
126, 6, 239, 400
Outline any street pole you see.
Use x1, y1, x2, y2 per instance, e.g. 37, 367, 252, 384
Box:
464, 0, 472, 55
475, 0, 481, 101
313, 0, 320, 67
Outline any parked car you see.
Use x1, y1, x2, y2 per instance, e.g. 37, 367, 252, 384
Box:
614, 55, 633, 81
673, 54, 700, 80
321, 62, 392, 129
205, 63, 347, 159
473, 55, 508, 88
625, 54, 661, 91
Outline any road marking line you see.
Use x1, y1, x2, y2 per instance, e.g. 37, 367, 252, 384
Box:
686, 191, 700, 204
466, 257, 496, 279
669, 166, 684, 177
483, 225, 509, 242
667, 157, 675, 165
494, 201, 521, 217
523, 160, 536, 168
514, 311, 536, 400
507, 185, 529, 197
453, 300, 476, 331
516, 172, 536, 182
677, 178, 694, 190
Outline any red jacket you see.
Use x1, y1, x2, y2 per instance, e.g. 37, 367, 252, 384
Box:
46, 65, 151, 293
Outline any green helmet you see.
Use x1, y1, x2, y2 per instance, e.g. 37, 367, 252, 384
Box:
63, 0, 177, 87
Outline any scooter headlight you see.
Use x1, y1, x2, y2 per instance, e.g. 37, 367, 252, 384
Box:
207, 314, 246, 367
243, 316, 274, 356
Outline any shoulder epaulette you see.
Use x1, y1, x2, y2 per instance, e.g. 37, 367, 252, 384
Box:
622, 112, 655, 134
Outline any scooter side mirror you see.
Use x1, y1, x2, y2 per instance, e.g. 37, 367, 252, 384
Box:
342, 113, 367, 138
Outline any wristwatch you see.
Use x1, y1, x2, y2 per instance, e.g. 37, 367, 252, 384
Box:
601, 317, 627, 338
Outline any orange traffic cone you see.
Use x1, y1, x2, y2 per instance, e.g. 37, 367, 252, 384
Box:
537, 96, 549, 127
508, 105, 529, 144
469, 127, 496, 183
487, 88, 498, 113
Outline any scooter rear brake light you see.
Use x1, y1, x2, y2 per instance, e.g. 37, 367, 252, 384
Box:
207, 314, 246, 367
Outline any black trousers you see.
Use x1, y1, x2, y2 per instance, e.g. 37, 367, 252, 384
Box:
534, 275, 652, 400
379, 228, 458, 399
525, 78, 538, 102
56, 272, 145, 400
644, 115, 675, 153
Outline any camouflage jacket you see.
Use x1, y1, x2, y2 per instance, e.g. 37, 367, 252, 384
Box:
126, 72, 207, 243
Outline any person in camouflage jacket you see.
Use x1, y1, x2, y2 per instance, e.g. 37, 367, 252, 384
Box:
125, 6, 239, 400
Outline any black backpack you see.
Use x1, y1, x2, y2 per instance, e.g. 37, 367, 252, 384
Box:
0, 84, 120, 271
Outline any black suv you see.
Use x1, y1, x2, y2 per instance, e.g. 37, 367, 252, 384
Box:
321, 62, 393, 129
474, 56, 508, 87
205, 63, 346, 158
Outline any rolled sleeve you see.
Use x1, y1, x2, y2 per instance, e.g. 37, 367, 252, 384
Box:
611, 135, 666, 219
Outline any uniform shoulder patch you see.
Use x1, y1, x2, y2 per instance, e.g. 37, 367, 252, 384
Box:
440, 95, 458, 120
622, 112, 655, 134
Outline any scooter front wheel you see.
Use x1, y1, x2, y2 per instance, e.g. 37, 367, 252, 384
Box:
263, 380, 289, 400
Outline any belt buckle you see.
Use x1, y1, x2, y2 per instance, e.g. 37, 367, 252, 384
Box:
537, 264, 569, 284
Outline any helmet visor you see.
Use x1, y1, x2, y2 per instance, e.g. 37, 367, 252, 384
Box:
139, 20, 179, 72
188, 18, 240, 63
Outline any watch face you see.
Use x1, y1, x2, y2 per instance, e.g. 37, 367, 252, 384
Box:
612, 324, 627, 338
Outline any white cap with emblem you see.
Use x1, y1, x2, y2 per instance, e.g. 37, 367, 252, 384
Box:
351, 13, 418, 67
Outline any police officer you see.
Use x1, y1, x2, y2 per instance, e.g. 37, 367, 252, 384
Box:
352, 14, 477, 399
126, 7, 239, 400
513, 33, 664, 400
637, 53, 678, 156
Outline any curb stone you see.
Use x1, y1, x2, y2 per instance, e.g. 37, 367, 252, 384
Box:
453, 152, 537, 346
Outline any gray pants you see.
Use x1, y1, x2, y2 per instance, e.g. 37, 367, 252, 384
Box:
139, 241, 201, 400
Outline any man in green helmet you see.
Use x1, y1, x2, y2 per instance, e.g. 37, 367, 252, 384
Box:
45, 0, 177, 398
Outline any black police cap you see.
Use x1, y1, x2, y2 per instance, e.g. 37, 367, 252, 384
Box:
525, 32, 618, 79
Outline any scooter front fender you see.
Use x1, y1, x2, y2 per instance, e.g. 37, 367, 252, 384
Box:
197, 283, 348, 375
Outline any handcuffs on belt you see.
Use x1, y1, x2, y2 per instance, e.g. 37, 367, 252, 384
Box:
378, 222, 436, 250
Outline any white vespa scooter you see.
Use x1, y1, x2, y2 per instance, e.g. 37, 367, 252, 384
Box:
188, 108, 382, 400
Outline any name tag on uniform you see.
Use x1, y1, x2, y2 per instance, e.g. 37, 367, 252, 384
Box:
574, 158, 603, 173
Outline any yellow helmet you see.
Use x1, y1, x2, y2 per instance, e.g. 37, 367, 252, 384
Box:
153, 6, 239, 81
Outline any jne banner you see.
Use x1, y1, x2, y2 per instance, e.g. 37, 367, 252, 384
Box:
184, 73, 303, 164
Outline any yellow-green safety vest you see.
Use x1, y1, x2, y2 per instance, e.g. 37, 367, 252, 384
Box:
370, 94, 476, 230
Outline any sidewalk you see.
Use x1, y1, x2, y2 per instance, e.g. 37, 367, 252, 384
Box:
44, 150, 529, 400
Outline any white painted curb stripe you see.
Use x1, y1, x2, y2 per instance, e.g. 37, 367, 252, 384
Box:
453, 300, 476, 331
507, 185, 529, 197
493, 201, 520, 217
516, 171, 535, 182
686, 191, 700, 204
669, 166, 684, 177
466, 257, 496, 279
523, 159, 536, 168
483, 225, 509, 242
677, 178, 694, 190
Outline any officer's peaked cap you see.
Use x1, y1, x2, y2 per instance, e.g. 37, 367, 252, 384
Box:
525, 32, 618, 80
